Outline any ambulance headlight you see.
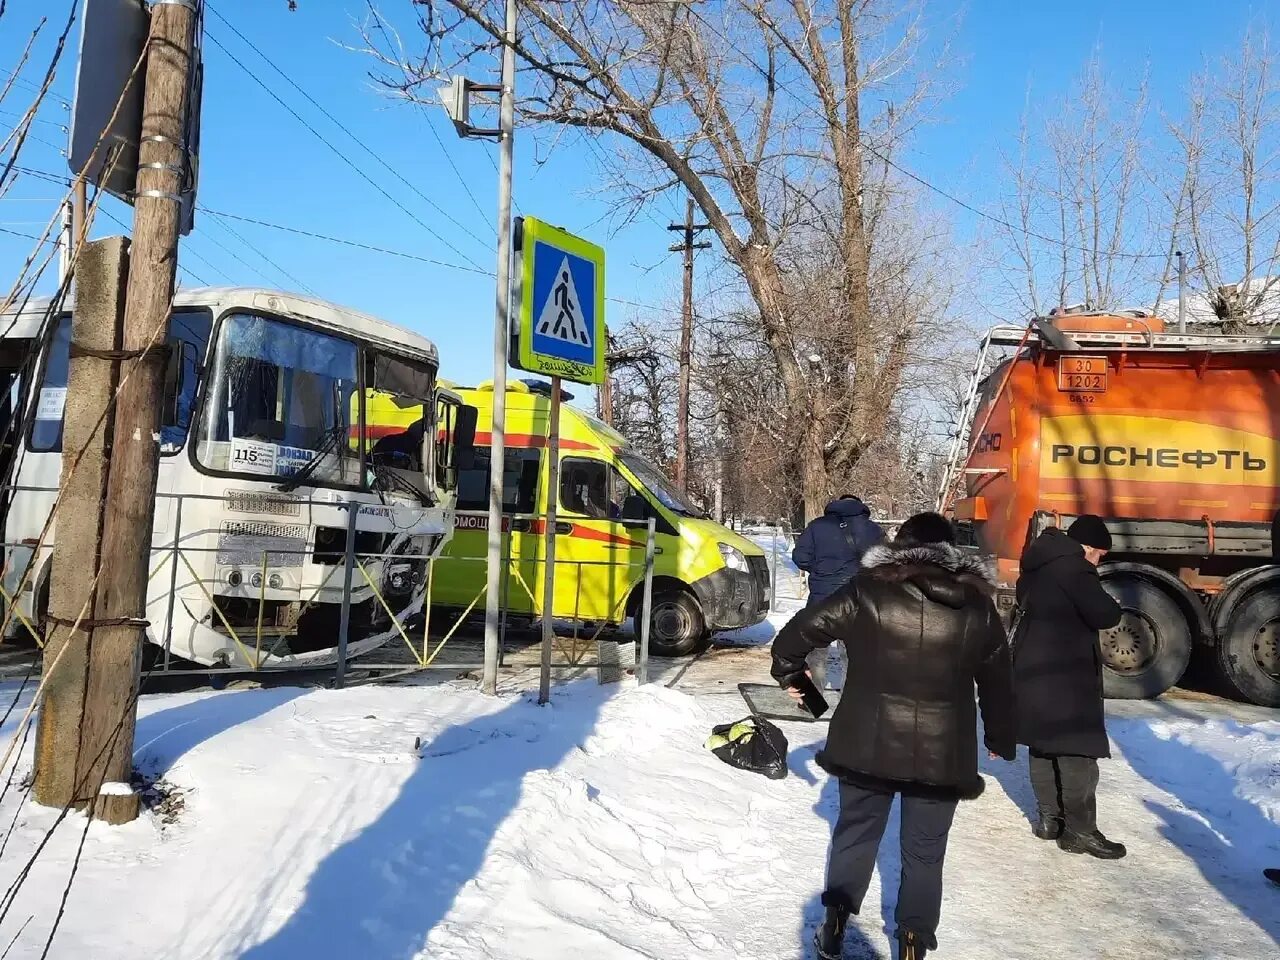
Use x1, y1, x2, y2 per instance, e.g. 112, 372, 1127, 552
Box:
718, 543, 748, 572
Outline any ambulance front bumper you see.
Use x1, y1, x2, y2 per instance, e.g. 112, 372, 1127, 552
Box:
691, 558, 770, 631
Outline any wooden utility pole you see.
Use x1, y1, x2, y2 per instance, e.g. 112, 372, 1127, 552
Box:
668, 197, 710, 491
599, 360, 614, 426
35, 1, 200, 824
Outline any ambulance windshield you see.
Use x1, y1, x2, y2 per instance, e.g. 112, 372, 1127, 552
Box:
620, 452, 704, 518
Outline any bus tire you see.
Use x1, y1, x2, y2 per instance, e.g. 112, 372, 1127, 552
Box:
1215, 587, 1280, 707
646, 589, 708, 658
1098, 574, 1192, 699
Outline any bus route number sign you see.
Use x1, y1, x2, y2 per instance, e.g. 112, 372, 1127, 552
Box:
1057, 355, 1108, 393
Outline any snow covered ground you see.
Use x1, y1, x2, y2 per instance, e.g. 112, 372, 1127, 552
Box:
0, 529, 1277, 959
0, 673, 1275, 959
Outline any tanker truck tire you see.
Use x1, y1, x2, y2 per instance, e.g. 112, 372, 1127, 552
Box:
1215, 589, 1280, 707
1098, 575, 1193, 700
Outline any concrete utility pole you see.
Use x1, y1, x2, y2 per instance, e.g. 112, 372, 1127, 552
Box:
668, 197, 710, 491
34, 236, 129, 816
35, 1, 200, 824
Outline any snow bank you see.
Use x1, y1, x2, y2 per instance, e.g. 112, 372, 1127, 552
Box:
0, 678, 1276, 958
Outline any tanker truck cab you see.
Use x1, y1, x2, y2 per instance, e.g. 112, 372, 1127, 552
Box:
433, 380, 770, 656
942, 307, 1280, 707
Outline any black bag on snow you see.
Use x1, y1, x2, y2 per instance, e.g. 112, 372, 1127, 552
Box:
704, 716, 789, 780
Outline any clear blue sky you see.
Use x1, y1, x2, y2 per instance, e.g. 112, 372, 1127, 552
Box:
3, 0, 1280, 386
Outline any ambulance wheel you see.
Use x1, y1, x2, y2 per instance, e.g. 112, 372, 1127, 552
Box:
1216, 587, 1280, 707
1098, 574, 1192, 699
647, 589, 708, 658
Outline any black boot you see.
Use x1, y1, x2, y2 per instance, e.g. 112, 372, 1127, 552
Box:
1032, 814, 1063, 840
1058, 829, 1127, 860
814, 900, 850, 960
897, 929, 929, 959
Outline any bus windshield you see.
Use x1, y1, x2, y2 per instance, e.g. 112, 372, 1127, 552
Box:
196, 313, 362, 486
619, 452, 704, 518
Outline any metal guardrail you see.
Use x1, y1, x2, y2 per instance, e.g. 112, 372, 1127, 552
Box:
1, 486, 660, 689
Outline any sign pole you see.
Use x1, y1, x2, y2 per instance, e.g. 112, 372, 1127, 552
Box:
538, 377, 562, 705
481, 0, 518, 696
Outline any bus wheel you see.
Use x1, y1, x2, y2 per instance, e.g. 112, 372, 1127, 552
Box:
1098, 574, 1192, 699
647, 589, 708, 658
1215, 587, 1280, 707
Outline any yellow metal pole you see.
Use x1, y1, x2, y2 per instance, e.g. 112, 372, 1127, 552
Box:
254, 550, 268, 667
421, 557, 434, 665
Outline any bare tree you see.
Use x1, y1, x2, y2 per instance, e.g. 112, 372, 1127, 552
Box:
990, 58, 1157, 317
366, 0, 947, 522
1167, 28, 1280, 325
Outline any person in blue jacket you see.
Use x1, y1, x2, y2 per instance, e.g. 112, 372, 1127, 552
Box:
792, 496, 885, 688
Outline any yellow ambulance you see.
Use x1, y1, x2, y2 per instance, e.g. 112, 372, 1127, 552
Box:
427, 380, 770, 656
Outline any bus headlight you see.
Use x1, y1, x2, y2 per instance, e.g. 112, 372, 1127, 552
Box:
718, 543, 748, 572
386, 563, 414, 595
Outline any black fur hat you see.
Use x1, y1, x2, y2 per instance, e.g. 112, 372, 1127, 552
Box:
894, 512, 955, 546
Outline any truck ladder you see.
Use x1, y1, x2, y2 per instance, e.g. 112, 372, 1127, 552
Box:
936, 330, 994, 510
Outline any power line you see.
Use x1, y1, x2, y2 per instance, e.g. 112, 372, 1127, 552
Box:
203, 210, 318, 295
6, 76, 72, 108
207, 2, 492, 241
11, 164, 666, 310
678, 6, 1172, 263
865, 143, 1169, 261
359, 0, 492, 225
203, 20, 490, 270
94, 204, 213, 287
199, 205, 492, 275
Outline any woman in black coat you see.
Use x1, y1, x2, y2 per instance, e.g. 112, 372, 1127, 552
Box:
773, 512, 1016, 960
1013, 515, 1124, 859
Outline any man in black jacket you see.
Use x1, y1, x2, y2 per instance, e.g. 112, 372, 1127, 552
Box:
773, 512, 1016, 960
792, 496, 885, 689
1013, 515, 1125, 860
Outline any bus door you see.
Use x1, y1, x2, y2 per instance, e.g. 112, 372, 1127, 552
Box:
550, 456, 646, 625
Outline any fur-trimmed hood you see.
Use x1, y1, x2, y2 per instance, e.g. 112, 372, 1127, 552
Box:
861, 541, 996, 608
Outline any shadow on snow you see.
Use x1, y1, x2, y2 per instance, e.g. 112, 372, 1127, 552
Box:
238, 682, 611, 960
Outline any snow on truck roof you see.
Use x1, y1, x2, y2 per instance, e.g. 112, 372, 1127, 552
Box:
0, 286, 439, 362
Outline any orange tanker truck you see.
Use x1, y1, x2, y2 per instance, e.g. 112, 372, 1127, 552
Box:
941, 307, 1280, 707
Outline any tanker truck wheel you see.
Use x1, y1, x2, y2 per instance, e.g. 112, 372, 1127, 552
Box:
1215, 587, 1280, 707
1098, 574, 1193, 699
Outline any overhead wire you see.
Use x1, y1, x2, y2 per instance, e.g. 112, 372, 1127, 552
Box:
12, 164, 667, 311
676, 5, 1173, 263
207, 2, 494, 239
361, 0, 492, 225
202, 25, 490, 271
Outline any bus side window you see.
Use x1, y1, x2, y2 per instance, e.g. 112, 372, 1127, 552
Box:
28, 314, 72, 453
160, 309, 211, 455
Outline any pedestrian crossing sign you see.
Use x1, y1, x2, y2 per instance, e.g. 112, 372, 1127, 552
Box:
512, 217, 606, 385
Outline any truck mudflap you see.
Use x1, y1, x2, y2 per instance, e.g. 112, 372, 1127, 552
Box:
690, 562, 769, 631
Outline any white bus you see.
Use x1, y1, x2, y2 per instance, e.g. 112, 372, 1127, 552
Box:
1, 287, 473, 669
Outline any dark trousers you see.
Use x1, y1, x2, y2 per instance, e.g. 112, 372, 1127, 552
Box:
825, 780, 958, 950
1028, 751, 1099, 834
